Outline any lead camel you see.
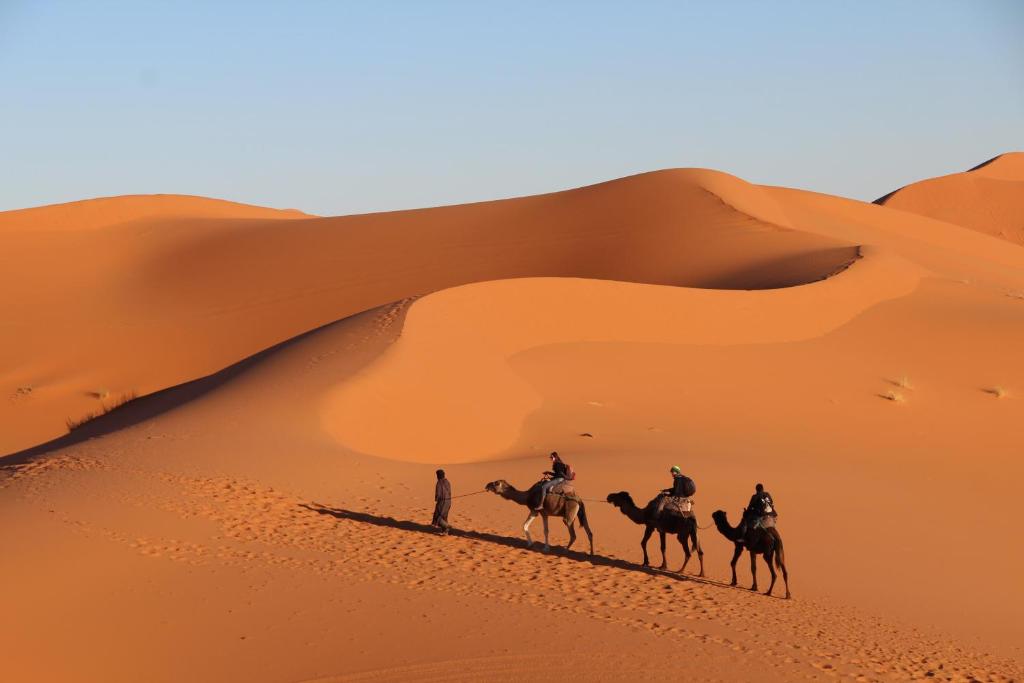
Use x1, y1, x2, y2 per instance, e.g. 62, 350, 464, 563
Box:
484, 479, 594, 555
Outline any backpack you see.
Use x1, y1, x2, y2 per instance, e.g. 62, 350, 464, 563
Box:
564, 463, 576, 481
676, 475, 696, 497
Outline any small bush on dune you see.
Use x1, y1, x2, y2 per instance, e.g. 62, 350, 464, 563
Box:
65, 391, 138, 432
985, 386, 1009, 399
882, 390, 905, 403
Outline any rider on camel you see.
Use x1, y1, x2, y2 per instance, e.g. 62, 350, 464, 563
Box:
739, 482, 777, 535
533, 451, 570, 511
653, 465, 695, 519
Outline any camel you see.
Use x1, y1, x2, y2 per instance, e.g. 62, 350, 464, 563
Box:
711, 510, 790, 598
484, 479, 594, 555
605, 491, 704, 576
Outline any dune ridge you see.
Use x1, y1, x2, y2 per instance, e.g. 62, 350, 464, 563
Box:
2, 169, 860, 457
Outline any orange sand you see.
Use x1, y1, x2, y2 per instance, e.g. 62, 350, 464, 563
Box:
2, 158, 1022, 682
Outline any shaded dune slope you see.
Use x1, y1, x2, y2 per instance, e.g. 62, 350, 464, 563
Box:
874, 152, 1024, 245
2, 169, 857, 456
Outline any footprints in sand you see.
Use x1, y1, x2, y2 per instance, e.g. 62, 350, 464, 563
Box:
61, 469, 1015, 682
11, 459, 1016, 682
0, 453, 109, 490
305, 298, 418, 370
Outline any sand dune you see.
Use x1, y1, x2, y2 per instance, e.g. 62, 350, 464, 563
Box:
1, 169, 858, 457
875, 152, 1024, 246
3, 160, 1024, 681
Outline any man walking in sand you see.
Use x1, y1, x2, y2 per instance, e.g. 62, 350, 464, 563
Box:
432, 469, 452, 535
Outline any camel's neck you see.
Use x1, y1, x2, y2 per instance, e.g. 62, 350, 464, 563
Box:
714, 515, 742, 541
616, 498, 647, 525
500, 486, 532, 506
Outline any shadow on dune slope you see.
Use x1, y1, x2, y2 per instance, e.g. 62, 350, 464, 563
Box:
0, 317, 351, 465
299, 502, 755, 595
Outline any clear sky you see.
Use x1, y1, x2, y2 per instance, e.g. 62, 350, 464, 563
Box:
1, 1, 1021, 215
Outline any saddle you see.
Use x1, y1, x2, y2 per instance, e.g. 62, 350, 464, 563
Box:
528, 481, 578, 508
663, 495, 694, 517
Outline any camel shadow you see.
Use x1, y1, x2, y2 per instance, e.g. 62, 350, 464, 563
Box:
301, 502, 754, 594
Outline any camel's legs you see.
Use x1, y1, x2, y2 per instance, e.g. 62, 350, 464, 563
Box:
764, 550, 778, 597
541, 514, 550, 551
749, 550, 759, 592
522, 512, 538, 547
692, 528, 705, 577
574, 503, 594, 556
770, 529, 791, 599
563, 517, 577, 551
640, 525, 655, 566
677, 532, 691, 574
658, 530, 668, 570
729, 544, 742, 586
566, 502, 580, 526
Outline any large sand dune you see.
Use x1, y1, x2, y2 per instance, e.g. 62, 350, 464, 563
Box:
2, 158, 1023, 681
2, 169, 862, 457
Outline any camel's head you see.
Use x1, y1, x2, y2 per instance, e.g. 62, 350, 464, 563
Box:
606, 491, 632, 508
485, 479, 509, 495
711, 509, 728, 524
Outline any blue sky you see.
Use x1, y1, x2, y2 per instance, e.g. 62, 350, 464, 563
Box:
1, 1, 1021, 215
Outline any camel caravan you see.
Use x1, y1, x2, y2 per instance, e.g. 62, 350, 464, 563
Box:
440, 451, 790, 599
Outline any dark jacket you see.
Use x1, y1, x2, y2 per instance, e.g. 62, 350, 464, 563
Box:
747, 491, 776, 517
547, 457, 569, 480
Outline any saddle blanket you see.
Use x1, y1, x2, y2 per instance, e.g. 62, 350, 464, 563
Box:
547, 482, 577, 498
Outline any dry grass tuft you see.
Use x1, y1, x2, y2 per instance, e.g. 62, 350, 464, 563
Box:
66, 391, 138, 431
985, 387, 1009, 399
881, 390, 906, 403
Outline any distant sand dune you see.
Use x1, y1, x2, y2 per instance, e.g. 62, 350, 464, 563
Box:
875, 151, 1024, 246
